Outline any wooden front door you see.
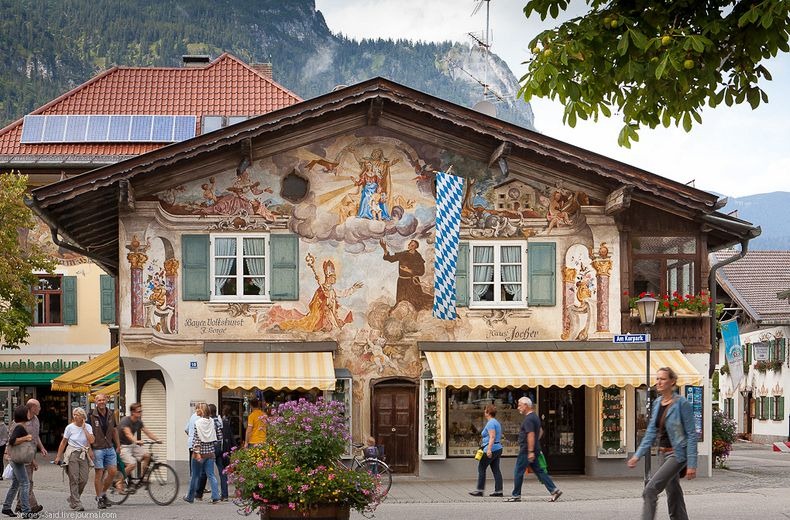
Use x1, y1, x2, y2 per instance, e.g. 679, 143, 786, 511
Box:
538, 385, 585, 474
373, 383, 416, 473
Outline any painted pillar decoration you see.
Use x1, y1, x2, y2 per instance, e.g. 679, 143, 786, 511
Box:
560, 266, 577, 340
126, 235, 149, 327
164, 258, 180, 333
591, 242, 612, 333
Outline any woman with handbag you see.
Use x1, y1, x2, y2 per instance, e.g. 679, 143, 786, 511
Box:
628, 366, 698, 520
469, 404, 503, 497
54, 407, 95, 512
2, 405, 36, 518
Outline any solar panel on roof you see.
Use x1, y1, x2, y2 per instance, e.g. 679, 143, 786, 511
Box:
152, 115, 174, 141
20, 116, 46, 143
86, 115, 111, 141
42, 115, 67, 142
108, 115, 132, 141
64, 115, 89, 142
18, 114, 196, 143
227, 116, 248, 126
173, 116, 196, 141
130, 116, 153, 141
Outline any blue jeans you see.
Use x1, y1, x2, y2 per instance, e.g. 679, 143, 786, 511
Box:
197, 448, 228, 499
476, 448, 503, 493
3, 461, 30, 513
186, 457, 219, 501
511, 452, 558, 497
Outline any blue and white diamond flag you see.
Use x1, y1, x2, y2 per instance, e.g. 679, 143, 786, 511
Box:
433, 171, 464, 320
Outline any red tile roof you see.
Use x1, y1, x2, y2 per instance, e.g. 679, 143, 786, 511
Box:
715, 250, 790, 324
0, 53, 301, 158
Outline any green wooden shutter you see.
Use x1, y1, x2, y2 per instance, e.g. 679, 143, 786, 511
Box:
456, 242, 469, 307
100, 275, 116, 324
528, 242, 556, 306
780, 338, 787, 362
270, 234, 299, 301
182, 235, 210, 301
62, 276, 77, 325
769, 397, 776, 420
778, 397, 785, 421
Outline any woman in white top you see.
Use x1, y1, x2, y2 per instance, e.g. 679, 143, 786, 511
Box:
54, 408, 95, 511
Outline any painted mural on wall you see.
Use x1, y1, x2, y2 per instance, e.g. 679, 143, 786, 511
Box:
126, 131, 616, 381
22, 219, 90, 264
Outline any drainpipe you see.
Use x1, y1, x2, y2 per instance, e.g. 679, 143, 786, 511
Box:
708, 239, 751, 377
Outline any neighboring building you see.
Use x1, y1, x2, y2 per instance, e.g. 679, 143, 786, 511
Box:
30, 78, 758, 477
715, 251, 790, 443
0, 54, 300, 451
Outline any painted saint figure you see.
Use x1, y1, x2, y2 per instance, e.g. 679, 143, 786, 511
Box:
279, 254, 363, 332
348, 147, 399, 220
380, 239, 433, 311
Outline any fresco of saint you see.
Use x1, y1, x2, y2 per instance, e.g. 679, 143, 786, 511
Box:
348, 147, 399, 220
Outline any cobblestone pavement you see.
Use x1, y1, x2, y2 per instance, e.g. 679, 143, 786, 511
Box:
0, 441, 786, 519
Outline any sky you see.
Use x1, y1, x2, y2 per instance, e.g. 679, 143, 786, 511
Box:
314, 0, 790, 198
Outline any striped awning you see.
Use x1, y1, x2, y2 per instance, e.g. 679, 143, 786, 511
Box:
51, 347, 119, 393
424, 350, 702, 388
204, 352, 336, 390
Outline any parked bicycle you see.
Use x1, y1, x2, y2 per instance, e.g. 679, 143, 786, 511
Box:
106, 440, 179, 506
349, 442, 392, 499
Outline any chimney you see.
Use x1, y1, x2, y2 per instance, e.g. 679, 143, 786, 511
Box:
251, 62, 273, 79
182, 55, 211, 68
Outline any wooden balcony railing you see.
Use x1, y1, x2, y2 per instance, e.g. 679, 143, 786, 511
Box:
620, 312, 711, 353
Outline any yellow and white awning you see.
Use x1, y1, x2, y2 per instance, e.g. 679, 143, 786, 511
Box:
424, 350, 702, 389
51, 347, 119, 393
204, 352, 336, 390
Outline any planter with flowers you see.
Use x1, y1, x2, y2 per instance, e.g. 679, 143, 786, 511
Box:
226, 398, 380, 519
625, 290, 713, 317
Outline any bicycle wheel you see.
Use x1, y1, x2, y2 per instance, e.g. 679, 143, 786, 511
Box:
105, 476, 131, 505
146, 463, 179, 506
359, 458, 392, 498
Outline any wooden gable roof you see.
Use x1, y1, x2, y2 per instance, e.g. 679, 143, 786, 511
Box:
29, 77, 759, 275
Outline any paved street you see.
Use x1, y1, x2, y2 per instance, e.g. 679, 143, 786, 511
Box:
2, 441, 788, 519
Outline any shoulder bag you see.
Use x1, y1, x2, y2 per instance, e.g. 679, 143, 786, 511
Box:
9, 436, 36, 465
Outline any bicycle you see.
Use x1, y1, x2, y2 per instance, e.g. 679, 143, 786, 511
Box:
106, 440, 179, 506
349, 442, 392, 499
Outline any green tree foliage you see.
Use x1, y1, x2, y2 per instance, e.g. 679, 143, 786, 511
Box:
0, 172, 54, 348
518, 0, 790, 146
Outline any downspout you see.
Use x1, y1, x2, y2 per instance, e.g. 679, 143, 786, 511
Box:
708, 239, 750, 377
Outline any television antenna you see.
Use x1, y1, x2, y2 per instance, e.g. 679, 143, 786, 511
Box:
467, 0, 507, 112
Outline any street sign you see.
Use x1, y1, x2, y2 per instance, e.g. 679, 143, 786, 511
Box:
613, 333, 650, 344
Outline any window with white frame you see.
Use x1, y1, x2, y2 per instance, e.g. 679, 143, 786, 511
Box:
469, 241, 527, 308
210, 234, 269, 301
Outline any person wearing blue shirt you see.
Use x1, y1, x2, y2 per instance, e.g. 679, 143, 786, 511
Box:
469, 404, 503, 497
628, 366, 697, 520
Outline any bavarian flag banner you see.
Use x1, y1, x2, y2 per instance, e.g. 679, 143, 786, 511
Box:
433, 170, 464, 320
721, 319, 744, 389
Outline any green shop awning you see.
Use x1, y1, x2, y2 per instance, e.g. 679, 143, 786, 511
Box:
0, 373, 62, 385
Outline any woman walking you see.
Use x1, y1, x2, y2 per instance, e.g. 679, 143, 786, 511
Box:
628, 367, 697, 520
54, 407, 95, 512
469, 404, 503, 497
183, 403, 220, 504
2, 406, 36, 518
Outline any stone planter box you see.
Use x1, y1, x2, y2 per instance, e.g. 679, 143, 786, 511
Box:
261, 505, 350, 520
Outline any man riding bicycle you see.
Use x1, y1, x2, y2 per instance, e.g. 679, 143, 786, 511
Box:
119, 403, 160, 489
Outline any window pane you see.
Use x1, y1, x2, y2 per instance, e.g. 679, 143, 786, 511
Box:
500, 245, 521, 263
215, 238, 237, 256
215, 278, 237, 296
633, 259, 661, 295
633, 236, 696, 255
667, 259, 694, 295
34, 295, 45, 324
472, 283, 494, 301
36, 276, 61, 291
48, 294, 62, 323
243, 277, 265, 295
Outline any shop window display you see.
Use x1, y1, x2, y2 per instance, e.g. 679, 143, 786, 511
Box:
598, 386, 625, 457
446, 386, 534, 457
